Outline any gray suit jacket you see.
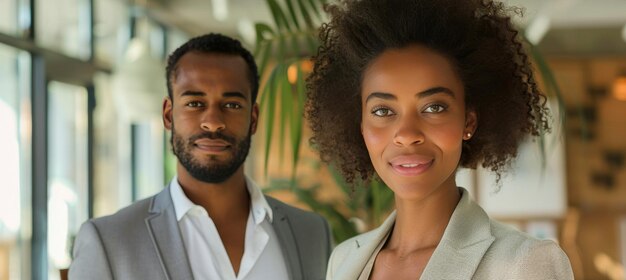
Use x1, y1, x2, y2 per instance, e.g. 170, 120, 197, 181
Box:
327, 188, 574, 280
69, 185, 331, 280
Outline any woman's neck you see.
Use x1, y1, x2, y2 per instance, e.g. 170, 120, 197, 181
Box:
387, 183, 460, 255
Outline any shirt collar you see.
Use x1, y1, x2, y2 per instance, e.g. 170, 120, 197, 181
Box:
169, 175, 273, 223
245, 176, 274, 224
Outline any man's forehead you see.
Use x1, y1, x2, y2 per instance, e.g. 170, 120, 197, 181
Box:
172, 52, 247, 81
177, 51, 246, 69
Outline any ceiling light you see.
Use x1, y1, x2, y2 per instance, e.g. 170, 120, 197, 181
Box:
525, 14, 551, 45
212, 0, 228, 22
237, 19, 255, 46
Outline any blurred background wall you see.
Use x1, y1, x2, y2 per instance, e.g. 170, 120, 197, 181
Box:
0, 0, 625, 279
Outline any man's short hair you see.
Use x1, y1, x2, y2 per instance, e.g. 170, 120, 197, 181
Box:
165, 33, 259, 103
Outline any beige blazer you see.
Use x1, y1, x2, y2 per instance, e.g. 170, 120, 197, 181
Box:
326, 188, 574, 280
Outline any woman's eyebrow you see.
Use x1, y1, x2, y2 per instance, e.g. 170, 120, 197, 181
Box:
417, 86, 455, 99
365, 92, 396, 104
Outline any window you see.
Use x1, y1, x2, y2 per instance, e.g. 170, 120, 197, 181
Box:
94, 0, 127, 64
0, 43, 32, 280
166, 28, 189, 56
0, 0, 18, 34
36, 0, 92, 59
131, 121, 166, 201
47, 82, 89, 279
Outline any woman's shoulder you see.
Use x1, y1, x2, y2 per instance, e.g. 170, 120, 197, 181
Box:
488, 219, 560, 254
327, 213, 396, 279
326, 230, 378, 279
331, 226, 386, 259
476, 219, 574, 279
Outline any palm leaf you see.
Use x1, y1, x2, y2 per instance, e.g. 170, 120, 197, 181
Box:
290, 64, 306, 180
267, 0, 293, 32
262, 66, 281, 177
277, 67, 287, 169
284, 0, 301, 30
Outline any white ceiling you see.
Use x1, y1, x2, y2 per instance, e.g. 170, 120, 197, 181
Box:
145, 0, 626, 54
505, 0, 626, 28
148, 0, 272, 41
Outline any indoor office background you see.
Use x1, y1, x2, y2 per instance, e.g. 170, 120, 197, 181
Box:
0, 0, 625, 279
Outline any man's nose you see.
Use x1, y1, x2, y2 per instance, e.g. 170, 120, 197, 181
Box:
200, 107, 226, 132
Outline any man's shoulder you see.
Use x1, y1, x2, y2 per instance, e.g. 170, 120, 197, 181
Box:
89, 194, 157, 230
264, 194, 331, 239
264, 195, 324, 221
264, 195, 332, 276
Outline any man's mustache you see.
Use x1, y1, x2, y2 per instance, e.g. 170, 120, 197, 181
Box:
188, 131, 236, 145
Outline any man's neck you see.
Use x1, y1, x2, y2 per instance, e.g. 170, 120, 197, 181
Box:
176, 164, 251, 275
176, 164, 250, 223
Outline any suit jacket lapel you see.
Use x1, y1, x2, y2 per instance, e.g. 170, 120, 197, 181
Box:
333, 212, 397, 280
420, 188, 495, 280
145, 186, 194, 280
267, 197, 304, 280
332, 188, 494, 280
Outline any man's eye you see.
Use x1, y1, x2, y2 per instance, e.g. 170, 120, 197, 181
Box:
372, 107, 394, 117
186, 101, 204, 108
423, 104, 446, 113
224, 103, 242, 109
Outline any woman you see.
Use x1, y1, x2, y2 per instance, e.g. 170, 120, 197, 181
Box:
305, 0, 574, 279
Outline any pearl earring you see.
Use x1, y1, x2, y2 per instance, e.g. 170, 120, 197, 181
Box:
464, 132, 472, 140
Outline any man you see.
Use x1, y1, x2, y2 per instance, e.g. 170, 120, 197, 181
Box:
69, 33, 331, 280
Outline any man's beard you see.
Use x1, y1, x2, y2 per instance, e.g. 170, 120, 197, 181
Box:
171, 124, 251, 184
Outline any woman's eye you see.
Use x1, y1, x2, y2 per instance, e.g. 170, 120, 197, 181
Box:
372, 107, 394, 117
224, 103, 242, 109
424, 104, 446, 113
186, 101, 204, 108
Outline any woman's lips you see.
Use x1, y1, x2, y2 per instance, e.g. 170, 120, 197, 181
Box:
388, 155, 434, 176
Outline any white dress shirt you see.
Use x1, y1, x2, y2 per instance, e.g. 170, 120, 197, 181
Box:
170, 176, 289, 280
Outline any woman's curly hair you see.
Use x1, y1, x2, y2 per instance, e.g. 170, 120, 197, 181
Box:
305, 0, 550, 184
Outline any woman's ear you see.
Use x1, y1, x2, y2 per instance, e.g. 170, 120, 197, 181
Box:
465, 109, 478, 135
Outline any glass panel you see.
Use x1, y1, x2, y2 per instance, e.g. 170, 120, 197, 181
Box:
94, 0, 127, 64
36, 0, 91, 59
131, 121, 165, 201
0, 0, 18, 34
47, 82, 88, 279
148, 20, 166, 59
166, 28, 189, 55
164, 130, 176, 186
0, 44, 32, 280
91, 72, 133, 217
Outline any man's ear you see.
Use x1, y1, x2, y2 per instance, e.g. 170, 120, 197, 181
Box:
250, 103, 259, 134
163, 97, 173, 131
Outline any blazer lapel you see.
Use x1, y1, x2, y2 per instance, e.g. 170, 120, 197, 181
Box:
420, 188, 495, 280
268, 198, 304, 280
145, 186, 194, 280
269, 201, 303, 279
333, 212, 397, 280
